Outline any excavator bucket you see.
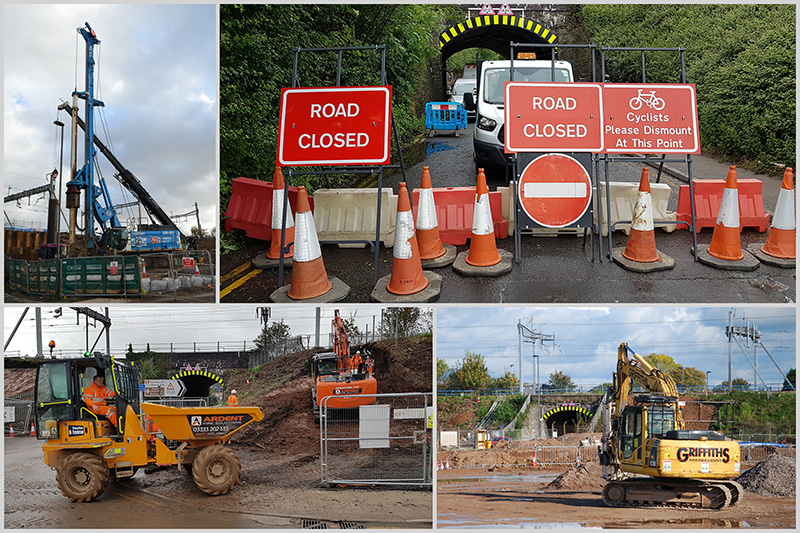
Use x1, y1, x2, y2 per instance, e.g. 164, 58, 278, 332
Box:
141, 402, 263, 443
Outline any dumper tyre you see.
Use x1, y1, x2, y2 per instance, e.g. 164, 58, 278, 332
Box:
192, 445, 241, 495
56, 452, 110, 502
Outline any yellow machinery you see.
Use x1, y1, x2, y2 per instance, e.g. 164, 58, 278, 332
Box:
34, 352, 263, 502
310, 310, 377, 419
599, 343, 742, 509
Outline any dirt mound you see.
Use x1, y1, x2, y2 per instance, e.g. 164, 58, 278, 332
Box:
546, 462, 605, 491
735, 454, 796, 497
228, 336, 431, 456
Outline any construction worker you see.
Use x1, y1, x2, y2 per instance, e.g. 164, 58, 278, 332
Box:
353, 351, 363, 373
83, 371, 117, 428
364, 355, 374, 375
227, 389, 239, 407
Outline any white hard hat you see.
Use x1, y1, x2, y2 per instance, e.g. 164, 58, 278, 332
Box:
231, 389, 237, 394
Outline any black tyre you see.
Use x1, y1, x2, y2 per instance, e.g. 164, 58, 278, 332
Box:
56, 452, 110, 502
192, 445, 241, 495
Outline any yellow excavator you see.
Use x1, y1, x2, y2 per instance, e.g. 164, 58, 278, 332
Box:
599, 343, 742, 509
33, 352, 263, 502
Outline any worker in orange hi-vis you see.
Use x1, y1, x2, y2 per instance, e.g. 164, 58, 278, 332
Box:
83, 371, 117, 428
352, 351, 363, 373
227, 389, 239, 407
364, 355, 374, 375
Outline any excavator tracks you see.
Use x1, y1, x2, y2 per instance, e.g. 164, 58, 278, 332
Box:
602, 478, 743, 509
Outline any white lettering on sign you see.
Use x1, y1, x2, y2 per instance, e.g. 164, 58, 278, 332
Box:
627, 112, 670, 124
532, 96, 577, 111
523, 123, 588, 138
298, 132, 370, 149
524, 182, 588, 199
310, 102, 360, 118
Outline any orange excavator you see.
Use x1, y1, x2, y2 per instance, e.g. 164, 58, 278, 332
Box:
310, 310, 377, 420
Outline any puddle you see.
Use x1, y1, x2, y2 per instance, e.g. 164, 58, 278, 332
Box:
426, 142, 456, 155
438, 515, 585, 529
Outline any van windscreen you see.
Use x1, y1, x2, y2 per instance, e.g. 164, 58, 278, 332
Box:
483, 67, 572, 104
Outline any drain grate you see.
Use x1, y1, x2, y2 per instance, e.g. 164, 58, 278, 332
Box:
336, 522, 365, 529
302, 520, 328, 529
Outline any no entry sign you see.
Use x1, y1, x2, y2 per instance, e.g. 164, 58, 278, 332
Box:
504, 82, 604, 153
277, 86, 392, 166
518, 153, 592, 228
603, 84, 700, 154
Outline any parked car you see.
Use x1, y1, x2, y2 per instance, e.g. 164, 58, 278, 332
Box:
448, 77, 477, 120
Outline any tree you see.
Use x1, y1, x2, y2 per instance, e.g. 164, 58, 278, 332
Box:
253, 319, 291, 351
644, 353, 706, 387
548, 370, 576, 392
590, 382, 613, 394
127, 343, 133, 355
782, 368, 796, 391
492, 369, 519, 390
718, 377, 751, 391
437, 358, 452, 388
379, 307, 432, 338
451, 351, 491, 390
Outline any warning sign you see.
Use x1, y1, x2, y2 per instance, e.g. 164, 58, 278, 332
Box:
277, 86, 392, 166
517, 153, 593, 228
603, 84, 700, 154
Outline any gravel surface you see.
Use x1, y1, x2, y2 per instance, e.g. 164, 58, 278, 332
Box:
736, 454, 796, 497
546, 462, 606, 490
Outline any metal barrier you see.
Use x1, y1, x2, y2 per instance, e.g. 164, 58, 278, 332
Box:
4, 397, 34, 436
424, 102, 467, 136
9, 256, 141, 297
740, 444, 796, 466
321, 392, 433, 487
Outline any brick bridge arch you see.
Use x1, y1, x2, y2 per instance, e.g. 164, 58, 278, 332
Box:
439, 14, 558, 62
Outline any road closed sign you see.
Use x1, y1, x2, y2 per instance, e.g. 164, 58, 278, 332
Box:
518, 153, 592, 228
277, 86, 392, 166
603, 84, 700, 154
504, 83, 604, 153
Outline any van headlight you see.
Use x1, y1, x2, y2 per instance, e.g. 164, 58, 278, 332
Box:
476, 115, 496, 132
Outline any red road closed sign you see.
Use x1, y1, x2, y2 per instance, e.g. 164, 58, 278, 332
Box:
182, 257, 195, 269
277, 86, 392, 166
504, 83, 604, 153
518, 153, 592, 227
603, 84, 700, 154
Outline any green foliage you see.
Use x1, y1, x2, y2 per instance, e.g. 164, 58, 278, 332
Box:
379, 307, 433, 337
251, 365, 261, 374
437, 358, 451, 387
446, 47, 502, 75
590, 382, 613, 394
717, 377, 752, 390
491, 393, 526, 427
783, 368, 796, 391
548, 370, 576, 391
253, 319, 291, 351
701, 391, 795, 436
451, 351, 491, 390
125, 350, 173, 381
644, 353, 706, 387
577, 4, 795, 170
491, 369, 520, 390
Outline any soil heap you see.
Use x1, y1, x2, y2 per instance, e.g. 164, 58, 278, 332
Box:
546, 462, 606, 491
228, 336, 432, 456
735, 454, 796, 497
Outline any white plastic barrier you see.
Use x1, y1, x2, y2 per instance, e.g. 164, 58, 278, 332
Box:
595, 181, 677, 236
439, 431, 459, 448
313, 188, 397, 248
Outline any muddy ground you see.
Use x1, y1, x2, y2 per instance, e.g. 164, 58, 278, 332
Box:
436, 450, 796, 529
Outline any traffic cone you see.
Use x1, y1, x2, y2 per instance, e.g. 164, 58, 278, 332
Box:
416, 167, 446, 260
707, 166, 744, 261
194, 262, 201, 276
30, 423, 35, 436
386, 183, 429, 295
267, 167, 295, 260
287, 186, 332, 300
445, 458, 451, 470
9, 425, 14, 438
622, 168, 660, 263
141, 260, 147, 279
760, 168, 795, 259
531, 451, 537, 467
466, 169, 501, 267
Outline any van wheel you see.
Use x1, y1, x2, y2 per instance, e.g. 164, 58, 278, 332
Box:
56, 453, 109, 502
192, 445, 241, 495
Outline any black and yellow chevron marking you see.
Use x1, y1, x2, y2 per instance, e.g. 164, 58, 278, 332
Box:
439, 15, 558, 48
170, 369, 224, 387
542, 405, 591, 420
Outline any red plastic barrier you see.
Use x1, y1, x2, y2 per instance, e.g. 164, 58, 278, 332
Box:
412, 187, 508, 245
223, 177, 313, 241
676, 179, 769, 233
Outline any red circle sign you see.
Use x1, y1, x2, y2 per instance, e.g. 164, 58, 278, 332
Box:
518, 154, 592, 228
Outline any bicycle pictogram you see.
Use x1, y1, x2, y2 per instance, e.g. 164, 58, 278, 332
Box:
628, 89, 666, 111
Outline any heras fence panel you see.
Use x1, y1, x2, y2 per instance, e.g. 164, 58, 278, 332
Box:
8, 259, 29, 293
533, 445, 599, 466
740, 444, 796, 466
61, 256, 141, 296
321, 392, 433, 487
28, 259, 58, 296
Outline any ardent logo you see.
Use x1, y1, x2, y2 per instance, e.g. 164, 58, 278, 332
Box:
203, 415, 244, 423
677, 447, 730, 463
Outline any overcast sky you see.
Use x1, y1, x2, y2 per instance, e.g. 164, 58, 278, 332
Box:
3, 4, 216, 235
437, 306, 796, 389
4, 305, 428, 358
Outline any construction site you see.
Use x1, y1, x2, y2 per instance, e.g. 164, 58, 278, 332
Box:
4, 10, 216, 302
4, 306, 433, 529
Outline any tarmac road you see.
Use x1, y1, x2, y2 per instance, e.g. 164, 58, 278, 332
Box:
220, 126, 795, 304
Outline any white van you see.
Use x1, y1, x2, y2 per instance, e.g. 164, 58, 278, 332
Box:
448, 77, 477, 118
464, 59, 575, 172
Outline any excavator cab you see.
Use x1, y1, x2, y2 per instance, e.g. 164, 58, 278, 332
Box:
98, 226, 129, 253
34, 352, 139, 441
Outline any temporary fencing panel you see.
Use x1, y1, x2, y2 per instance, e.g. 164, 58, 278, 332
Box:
321, 392, 433, 487
740, 444, 796, 466
28, 260, 58, 295
425, 102, 467, 133
8, 260, 30, 293
533, 445, 599, 466
62, 256, 141, 296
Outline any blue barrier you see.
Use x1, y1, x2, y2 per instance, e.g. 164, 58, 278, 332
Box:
425, 102, 467, 135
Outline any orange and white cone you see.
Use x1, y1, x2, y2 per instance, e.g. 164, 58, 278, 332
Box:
8, 425, 14, 438
707, 166, 744, 261
760, 167, 795, 259
194, 262, 201, 276
30, 423, 35, 436
622, 168, 660, 263
267, 167, 295, 260
141, 260, 147, 279
387, 183, 429, 295
287, 187, 332, 300
416, 167, 446, 260
531, 451, 537, 467
445, 458, 451, 470
466, 169, 501, 266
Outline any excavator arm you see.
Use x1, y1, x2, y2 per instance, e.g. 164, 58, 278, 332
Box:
332, 309, 350, 372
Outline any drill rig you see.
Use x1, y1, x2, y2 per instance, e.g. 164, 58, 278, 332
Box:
599, 343, 742, 509
310, 310, 377, 419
